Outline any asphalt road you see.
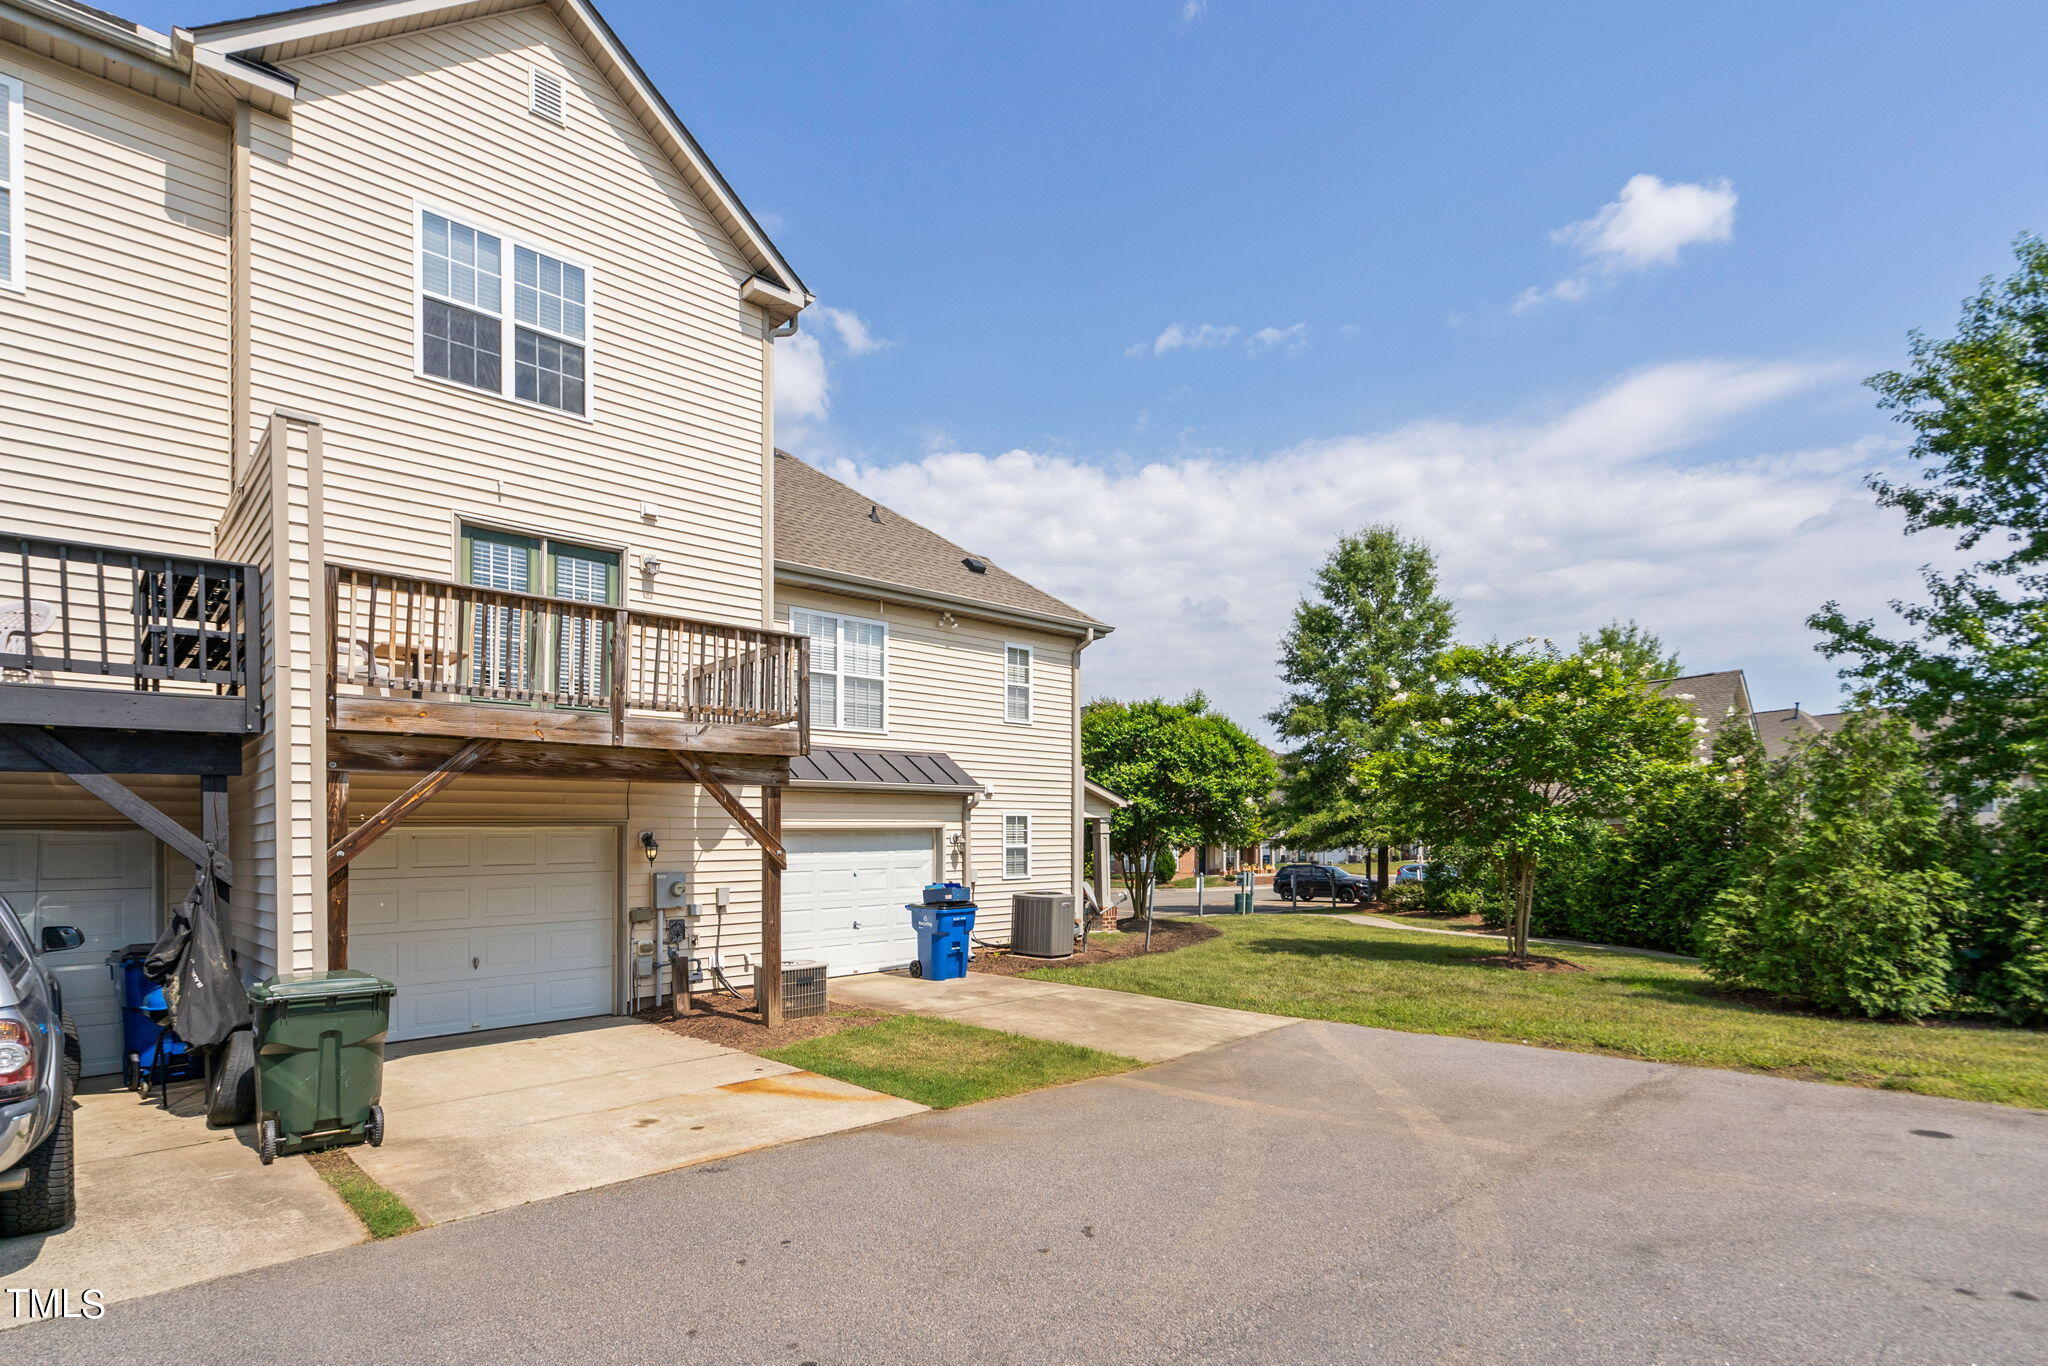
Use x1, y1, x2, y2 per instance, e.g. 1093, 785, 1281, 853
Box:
16, 1021, 2047, 1365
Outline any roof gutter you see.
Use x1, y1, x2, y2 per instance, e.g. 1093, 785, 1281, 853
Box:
788, 779, 985, 796
775, 561, 1112, 640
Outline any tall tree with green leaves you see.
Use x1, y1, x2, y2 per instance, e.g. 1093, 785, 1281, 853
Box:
1267, 526, 1455, 860
1363, 640, 1698, 960
1578, 619, 1682, 679
1082, 694, 1277, 931
1812, 235, 2048, 802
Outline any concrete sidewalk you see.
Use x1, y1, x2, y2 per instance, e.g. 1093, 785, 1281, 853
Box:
831, 970, 1290, 1061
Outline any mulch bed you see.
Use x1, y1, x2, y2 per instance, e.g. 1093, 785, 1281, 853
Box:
971, 916, 1221, 976
637, 991, 894, 1050
1471, 952, 1586, 972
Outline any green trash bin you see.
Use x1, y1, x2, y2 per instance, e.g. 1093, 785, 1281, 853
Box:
247, 969, 396, 1164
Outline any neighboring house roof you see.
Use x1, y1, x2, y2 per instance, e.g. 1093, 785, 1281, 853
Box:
1, 0, 298, 116
788, 746, 981, 793
1083, 778, 1129, 816
184, 0, 806, 312
1753, 706, 1856, 760
1653, 670, 1758, 759
773, 451, 1109, 637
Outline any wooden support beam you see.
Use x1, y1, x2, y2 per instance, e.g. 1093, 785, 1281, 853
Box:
326, 737, 495, 877
327, 768, 351, 971
0, 724, 233, 884
670, 750, 786, 869
324, 732, 790, 788
759, 783, 783, 1028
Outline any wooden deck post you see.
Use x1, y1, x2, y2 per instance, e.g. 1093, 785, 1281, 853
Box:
759, 783, 783, 1027
327, 768, 350, 970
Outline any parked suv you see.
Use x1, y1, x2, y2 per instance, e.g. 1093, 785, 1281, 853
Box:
0, 892, 82, 1236
1272, 863, 1376, 904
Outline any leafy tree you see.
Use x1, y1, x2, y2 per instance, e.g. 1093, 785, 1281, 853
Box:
1697, 716, 1968, 1018
1812, 236, 2048, 802
1364, 640, 1698, 960
1961, 785, 2048, 1024
1082, 694, 1277, 930
1268, 526, 1455, 865
1528, 721, 1763, 953
1578, 619, 1681, 680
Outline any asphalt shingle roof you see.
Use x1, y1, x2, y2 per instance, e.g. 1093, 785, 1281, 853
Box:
1653, 670, 1756, 759
773, 452, 1106, 630
1752, 707, 1852, 760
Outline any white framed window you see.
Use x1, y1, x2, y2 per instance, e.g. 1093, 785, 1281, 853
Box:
791, 607, 886, 732
1002, 815, 1031, 880
0, 74, 24, 291
416, 205, 591, 417
1004, 644, 1032, 723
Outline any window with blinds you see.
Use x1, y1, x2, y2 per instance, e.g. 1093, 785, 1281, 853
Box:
420, 208, 588, 415
1004, 645, 1032, 723
1, 74, 24, 289
791, 608, 886, 732
461, 526, 617, 703
1003, 815, 1031, 880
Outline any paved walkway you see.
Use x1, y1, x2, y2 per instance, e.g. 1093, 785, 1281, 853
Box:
831, 970, 1290, 1062
27, 1021, 2045, 1364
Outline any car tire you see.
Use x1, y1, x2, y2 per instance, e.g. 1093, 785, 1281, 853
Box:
60, 1013, 81, 1085
207, 1028, 256, 1129
0, 1073, 77, 1237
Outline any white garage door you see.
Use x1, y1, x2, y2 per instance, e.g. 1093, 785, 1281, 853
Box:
784, 830, 936, 977
0, 829, 159, 1076
348, 826, 615, 1043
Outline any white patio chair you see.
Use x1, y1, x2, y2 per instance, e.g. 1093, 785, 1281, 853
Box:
0, 600, 56, 682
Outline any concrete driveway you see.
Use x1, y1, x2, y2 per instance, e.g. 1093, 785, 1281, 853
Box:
20, 1020, 2045, 1364
1, 1078, 361, 1331
358, 1017, 924, 1224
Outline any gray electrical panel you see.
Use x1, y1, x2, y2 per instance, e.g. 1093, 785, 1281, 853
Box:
1010, 892, 1076, 959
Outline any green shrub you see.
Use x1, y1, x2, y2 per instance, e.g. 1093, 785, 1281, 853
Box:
1381, 880, 1428, 911
1961, 785, 2048, 1025
1154, 848, 1180, 884
1699, 716, 1965, 1018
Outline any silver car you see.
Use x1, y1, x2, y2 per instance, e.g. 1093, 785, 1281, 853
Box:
0, 892, 82, 1236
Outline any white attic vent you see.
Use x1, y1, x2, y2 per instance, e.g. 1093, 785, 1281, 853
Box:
529, 68, 566, 124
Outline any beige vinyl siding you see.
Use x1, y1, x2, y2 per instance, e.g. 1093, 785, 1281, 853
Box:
0, 46, 232, 554
240, 8, 771, 630
776, 586, 1081, 945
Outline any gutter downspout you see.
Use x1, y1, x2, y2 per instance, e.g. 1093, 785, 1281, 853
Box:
1072, 627, 1097, 926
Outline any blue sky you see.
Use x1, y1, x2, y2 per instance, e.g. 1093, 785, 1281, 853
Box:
132, 1, 2048, 731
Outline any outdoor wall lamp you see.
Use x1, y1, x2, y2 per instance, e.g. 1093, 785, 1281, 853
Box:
640, 831, 660, 865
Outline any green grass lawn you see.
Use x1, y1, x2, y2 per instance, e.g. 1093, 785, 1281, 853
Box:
307, 1149, 422, 1239
761, 1015, 1142, 1109
1025, 915, 2048, 1110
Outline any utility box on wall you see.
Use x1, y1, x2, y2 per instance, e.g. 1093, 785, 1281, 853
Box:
652, 870, 690, 909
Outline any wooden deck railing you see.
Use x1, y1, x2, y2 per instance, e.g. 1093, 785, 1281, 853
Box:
0, 532, 262, 732
327, 565, 809, 747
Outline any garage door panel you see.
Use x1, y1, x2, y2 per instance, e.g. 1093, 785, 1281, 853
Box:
785, 829, 934, 977
2, 832, 158, 1076
351, 826, 614, 1043
351, 838, 401, 872
351, 884, 402, 932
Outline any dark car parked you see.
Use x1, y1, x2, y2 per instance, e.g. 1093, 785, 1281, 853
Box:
1272, 863, 1376, 904
0, 892, 83, 1236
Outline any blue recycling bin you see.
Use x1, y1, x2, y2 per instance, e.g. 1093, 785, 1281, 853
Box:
908, 903, 975, 980
107, 943, 200, 1093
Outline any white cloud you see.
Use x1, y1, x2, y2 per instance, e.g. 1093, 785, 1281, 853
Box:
1245, 323, 1310, 355
1180, 1, 1208, 24
1128, 322, 1241, 357
773, 306, 888, 431
1517, 174, 1737, 311
822, 358, 1946, 735
773, 332, 829, 425
1127, 321, 1311, 358
817, 306, 887, 356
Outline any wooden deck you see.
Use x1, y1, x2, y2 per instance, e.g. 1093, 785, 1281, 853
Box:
326, 565, 809, 757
